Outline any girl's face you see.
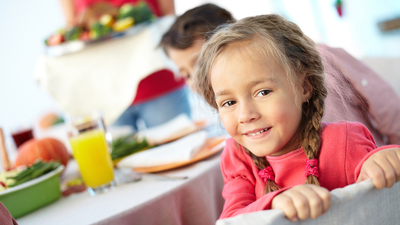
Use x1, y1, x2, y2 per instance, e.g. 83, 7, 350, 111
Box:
211, 52, 311, 157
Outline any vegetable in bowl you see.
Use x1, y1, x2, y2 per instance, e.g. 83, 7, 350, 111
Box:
0, 160, 61, 192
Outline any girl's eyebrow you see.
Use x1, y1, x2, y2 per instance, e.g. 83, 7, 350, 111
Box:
249, 78, 277, 87
215, 90, 231, 97
215, 78, 277, 97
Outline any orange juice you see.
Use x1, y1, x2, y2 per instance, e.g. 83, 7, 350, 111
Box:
69, 129, 114, 188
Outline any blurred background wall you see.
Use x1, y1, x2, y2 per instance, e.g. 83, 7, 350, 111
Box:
0, 0, 399, 138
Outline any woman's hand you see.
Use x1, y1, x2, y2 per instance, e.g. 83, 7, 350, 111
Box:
357, 148, 400, 189
271, 184, 331, 222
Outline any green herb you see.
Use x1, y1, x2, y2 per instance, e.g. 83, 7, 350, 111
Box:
111, 134, 150, 160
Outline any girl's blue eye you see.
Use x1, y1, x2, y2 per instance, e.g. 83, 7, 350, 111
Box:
222, 100, 236, 107
257, 90, 271, 96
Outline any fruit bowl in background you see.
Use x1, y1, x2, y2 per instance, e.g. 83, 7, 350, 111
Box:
0, 165, 64, 219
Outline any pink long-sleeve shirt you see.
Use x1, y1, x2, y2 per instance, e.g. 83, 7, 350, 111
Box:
220, 121, 400, 219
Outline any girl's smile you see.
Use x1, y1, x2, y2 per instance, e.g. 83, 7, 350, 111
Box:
243, 127, 271, 138
211, 48, 312, 157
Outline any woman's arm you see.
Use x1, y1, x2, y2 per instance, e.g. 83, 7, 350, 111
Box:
156, 0, 175, 16
59, 0, 77, 27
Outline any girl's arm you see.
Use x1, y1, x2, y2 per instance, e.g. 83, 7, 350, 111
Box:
220, 139, 331, 220
220, 176, 287, 219
220, 139, 284, 218
221, 174, 331, 220
356, 147, 400, 188
343, 122, 400, 187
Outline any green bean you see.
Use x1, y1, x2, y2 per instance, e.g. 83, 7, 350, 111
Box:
31, 163, 53, 179
111, 135, 150, 160
7, 161, 61, 188
8, 174, 32, 188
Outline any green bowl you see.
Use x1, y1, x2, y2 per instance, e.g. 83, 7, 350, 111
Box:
0, 165, 64, 219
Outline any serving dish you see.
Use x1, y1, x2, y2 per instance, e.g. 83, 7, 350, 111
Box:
0, 165, 64, 218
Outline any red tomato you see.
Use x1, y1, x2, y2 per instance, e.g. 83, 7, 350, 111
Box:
47, 34, 64, 46
79, 31, 91, 41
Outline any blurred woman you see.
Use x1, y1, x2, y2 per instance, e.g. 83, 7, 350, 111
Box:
59, 0, 192, 131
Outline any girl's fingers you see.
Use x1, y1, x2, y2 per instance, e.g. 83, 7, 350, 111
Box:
308, 185, 331, 214
385, 150, 400, 183
298, 186, 324, 219
365, 158, 386, 189
289, 188, 311, 220
276, 194, 298, 222
360, 148, 400, 189
356, 171, 369, 183
378, 156, 397, 188
275, 185, 331, 221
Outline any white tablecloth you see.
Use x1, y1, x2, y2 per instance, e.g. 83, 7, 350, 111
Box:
16, 153, 225, 225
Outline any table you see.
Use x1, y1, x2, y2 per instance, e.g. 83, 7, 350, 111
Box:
16, 153, 225, 225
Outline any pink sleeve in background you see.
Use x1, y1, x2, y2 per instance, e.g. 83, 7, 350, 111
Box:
318, 44, 400, 146
0, 202, 18, 225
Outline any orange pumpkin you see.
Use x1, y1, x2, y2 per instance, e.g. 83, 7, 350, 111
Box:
15, 138, 70, 168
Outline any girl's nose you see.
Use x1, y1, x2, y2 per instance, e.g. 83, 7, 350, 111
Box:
238, 102, 261, 124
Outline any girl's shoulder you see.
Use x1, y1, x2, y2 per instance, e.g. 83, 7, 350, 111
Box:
222, 138, 256, 168
223, 138, 250, 161
322, 121, 372, 135
220, 138, 258, 183
321, 121, 376, 146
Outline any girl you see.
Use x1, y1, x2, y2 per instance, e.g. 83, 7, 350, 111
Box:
193, 14, 400, 221
161, 4, 400, 147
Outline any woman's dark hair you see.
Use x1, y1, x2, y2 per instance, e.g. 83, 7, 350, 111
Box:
160, 3, 235, 52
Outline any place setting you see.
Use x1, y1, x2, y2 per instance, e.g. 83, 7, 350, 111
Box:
0, 109, 227, 221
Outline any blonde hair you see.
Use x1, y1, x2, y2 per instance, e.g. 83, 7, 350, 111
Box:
193, 14, 327, 194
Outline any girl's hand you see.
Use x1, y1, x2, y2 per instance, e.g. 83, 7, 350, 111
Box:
357, 148, 400, 189
271, 185, 331, 221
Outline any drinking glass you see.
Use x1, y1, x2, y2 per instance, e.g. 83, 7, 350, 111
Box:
11, 127, 34, 148
66, 111, 115, 196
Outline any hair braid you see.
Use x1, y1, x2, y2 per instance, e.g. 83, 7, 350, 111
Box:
243, 147, 280, 194
301, 86, 326, 186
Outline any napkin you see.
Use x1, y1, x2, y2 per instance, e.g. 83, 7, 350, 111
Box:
138, 114, 198, 145
117, 131, 207, 168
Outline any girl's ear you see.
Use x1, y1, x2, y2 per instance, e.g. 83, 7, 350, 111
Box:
301, 76, 313, 102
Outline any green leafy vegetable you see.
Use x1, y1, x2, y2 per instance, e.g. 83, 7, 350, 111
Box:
7, 161, 61, 188
117, 2, 155, 24
111, 134, 150, 160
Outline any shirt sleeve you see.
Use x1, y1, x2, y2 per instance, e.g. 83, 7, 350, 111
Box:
340, 48, 400, 146
219, 139, 288, 219
344, 122, 400, 183
0, 202, 18, 225
318, 44, 400, 146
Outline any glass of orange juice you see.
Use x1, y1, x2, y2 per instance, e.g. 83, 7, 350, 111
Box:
66, 111, 115, 196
